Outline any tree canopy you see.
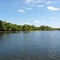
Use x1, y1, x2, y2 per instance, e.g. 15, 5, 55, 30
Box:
0, 20, 59, 31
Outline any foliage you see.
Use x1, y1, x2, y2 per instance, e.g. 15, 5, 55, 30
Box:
0, 20, 60, 31
40, 25, 54, 30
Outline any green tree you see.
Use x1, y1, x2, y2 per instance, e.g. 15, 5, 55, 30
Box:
22, 24, 31, 31
0, 20, 6, 31
40, 25, 46, 30
6, 23, 12, 31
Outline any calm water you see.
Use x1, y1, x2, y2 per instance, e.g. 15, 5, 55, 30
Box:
0, 31, 60, 60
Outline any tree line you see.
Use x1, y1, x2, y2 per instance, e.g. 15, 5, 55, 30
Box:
0, 20, 60, 31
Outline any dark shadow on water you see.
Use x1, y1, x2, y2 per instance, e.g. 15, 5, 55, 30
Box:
0, 31, 22, 35
23, 31, 31, 33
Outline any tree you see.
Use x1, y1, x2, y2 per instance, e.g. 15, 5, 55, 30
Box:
0, 20, 58, 31
40, 25, 46, 30
6, 23, 12, 31
11, 24, 17, 31
0, 20, 6, 31
22, 24, 31, 31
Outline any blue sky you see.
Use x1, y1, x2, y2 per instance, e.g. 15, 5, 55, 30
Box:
0, 0, 60, 27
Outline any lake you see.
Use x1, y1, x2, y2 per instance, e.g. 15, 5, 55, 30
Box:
0, 31, 60, 60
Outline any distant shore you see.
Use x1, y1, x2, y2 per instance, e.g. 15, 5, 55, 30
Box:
0, 20, 60, 31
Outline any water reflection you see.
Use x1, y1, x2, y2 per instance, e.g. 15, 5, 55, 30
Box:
47, 32, 60, 60
0, 31, 60, 60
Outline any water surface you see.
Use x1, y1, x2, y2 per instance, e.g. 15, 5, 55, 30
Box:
0, 31, 60, 60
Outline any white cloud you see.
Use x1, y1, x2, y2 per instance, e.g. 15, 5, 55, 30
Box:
46, 1, 56, 4
34, 20, 40, 23
47, 6, 60, 11
24, 22, 30, 24
25, 0, 32, 4
31, 5, 44, 8
25, 0, 46, 4
18, 9, 24, 12
25, 0, 60, 4
46, 1, 60, 5
26, 7, 32, 10
22, 22, 30, 25
46, 1, 53, 4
